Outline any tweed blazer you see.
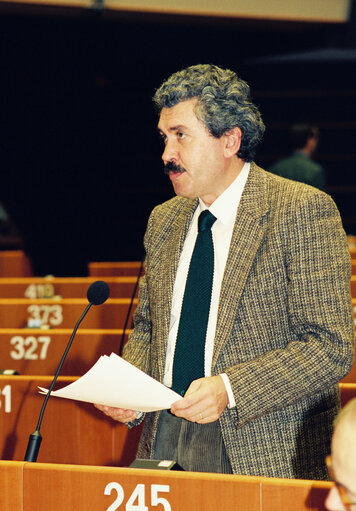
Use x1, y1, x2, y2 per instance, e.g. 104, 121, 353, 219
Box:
123, 163, 354, 479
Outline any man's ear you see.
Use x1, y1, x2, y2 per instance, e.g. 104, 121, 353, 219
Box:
223, 126, 242, 157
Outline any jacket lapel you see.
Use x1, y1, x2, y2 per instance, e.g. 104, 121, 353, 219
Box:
212, 163, 270, 368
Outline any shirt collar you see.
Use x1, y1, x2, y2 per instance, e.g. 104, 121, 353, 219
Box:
198, 162, 250, 226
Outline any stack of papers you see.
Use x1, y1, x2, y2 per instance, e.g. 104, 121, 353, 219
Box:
39, 353, 182, 413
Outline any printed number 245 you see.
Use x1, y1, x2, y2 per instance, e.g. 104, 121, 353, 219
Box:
104, 483, 171, 511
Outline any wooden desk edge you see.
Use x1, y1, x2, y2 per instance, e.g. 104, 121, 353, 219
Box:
0, 460, 333, 488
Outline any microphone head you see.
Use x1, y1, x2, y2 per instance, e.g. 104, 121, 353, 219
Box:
87, 280, 110, 305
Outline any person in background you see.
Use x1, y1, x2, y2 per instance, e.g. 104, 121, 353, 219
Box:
269, 123, 326, 191
96, 64, 354, 479
325, 398, 356, 511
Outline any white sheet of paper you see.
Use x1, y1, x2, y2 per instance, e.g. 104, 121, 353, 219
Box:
38, 352, 182, 412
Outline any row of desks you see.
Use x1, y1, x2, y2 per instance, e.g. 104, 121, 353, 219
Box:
0, 252, 352, 510
0, 277, 137, 375
0, 286, 354, 330
0, 272, 353, 387
1, 374, 355, 467
2, 274, 356, 298
0, 327, 355, 382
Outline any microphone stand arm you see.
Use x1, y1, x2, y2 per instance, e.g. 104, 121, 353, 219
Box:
24, 302, 92, 462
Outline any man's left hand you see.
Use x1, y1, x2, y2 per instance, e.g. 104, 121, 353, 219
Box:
170, 375, 228, 423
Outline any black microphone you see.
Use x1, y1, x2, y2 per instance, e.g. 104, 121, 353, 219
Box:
24, 280, 110, 462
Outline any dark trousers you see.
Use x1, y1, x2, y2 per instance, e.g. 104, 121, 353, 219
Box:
153, 409, 232, 473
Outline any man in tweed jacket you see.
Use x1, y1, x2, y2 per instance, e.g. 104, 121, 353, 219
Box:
97, 65, 354, 479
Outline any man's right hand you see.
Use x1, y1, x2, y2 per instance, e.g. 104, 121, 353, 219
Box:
94, 404, 138, 423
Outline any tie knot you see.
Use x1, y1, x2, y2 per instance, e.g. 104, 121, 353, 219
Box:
198, 210, 216, 232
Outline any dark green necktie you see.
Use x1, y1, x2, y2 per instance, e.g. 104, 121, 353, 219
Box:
172, 210, 217, 396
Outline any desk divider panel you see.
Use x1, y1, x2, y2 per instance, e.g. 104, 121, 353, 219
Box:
0, 461, 23, 511
261, 476, 331, 511
0, 376, 142, 467
0, 328, 129, 375
19, 462, 332, 511
0, 298, 136, 329
88, 261, 143, 277
0, 276, 138, 299
0, 251, 33, 277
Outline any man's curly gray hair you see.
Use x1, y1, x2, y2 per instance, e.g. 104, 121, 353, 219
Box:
153, 64, 265, 162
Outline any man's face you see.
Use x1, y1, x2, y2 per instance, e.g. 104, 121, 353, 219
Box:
325, 421, 356, 511
158, 98, 233, 207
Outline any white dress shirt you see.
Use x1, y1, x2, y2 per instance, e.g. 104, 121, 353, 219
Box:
163, 162, 250, 406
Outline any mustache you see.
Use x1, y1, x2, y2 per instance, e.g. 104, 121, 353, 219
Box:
163, 161, 186, 175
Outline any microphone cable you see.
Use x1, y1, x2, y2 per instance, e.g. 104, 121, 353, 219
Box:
118, 257, 145, 357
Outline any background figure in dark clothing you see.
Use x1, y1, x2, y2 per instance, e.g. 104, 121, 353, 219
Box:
269, 123, 326, 191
